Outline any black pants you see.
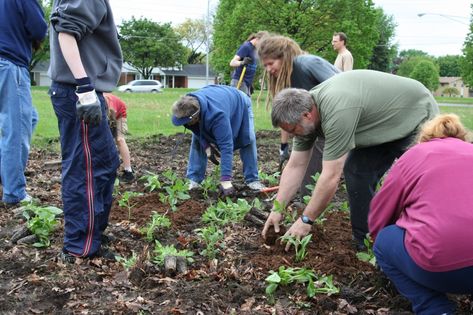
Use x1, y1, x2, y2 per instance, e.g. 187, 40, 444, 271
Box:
299, 138, 324, 197
343, 134, 416, 243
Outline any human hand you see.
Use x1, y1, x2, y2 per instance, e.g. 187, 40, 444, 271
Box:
241, 57, 253, 66
278, 146, 290, 172
205, 144, 221, 165
261, 211, 283, 240
76, 78, 102, 126
281, 218, 312, 252
218, 181, 235, 197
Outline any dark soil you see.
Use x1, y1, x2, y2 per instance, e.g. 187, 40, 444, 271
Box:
0, 130, 471, 314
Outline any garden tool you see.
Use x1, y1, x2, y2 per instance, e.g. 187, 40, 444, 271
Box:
236, 65, 247, 89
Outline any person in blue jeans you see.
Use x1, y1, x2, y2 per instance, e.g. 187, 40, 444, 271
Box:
48, 0, 122, 262
0, 0, 47, 205
171, 85, 265, 196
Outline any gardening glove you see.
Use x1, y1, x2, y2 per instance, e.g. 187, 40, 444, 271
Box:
218, 181, 235, 197
241, 57, 253, 66
75, 77, 102, 127
278, 146, 290, 172
205, 144, 221, 165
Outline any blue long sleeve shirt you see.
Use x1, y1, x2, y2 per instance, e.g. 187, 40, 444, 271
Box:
0, 0, 47, 68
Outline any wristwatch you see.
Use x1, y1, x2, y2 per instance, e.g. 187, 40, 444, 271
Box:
301, 214, 314, 225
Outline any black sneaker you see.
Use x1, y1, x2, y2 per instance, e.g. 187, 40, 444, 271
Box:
91, 247, 117, 261
101, 234, 116, 245
59, 250, 76, 264
119, 170, 135, 183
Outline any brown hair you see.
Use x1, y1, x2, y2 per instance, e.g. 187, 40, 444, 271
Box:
247, 31, 269, 42
257, 35, 304, 107
333, 32, 347, 45
417, 113, 467, 143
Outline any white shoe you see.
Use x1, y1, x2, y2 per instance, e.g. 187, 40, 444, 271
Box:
20, 194, 33, 203
247, 181, 266, 191
188, 180, 201, 190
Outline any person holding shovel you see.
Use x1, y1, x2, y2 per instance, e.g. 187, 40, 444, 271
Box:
369, 114, 473, 314
261, 70, 439, 251
229, 31, 268, 96
257, 34, 339, 196
171, 85, 265, 196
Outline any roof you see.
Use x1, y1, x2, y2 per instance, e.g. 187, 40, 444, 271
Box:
183, 64, 215, 77
439, 77, 462, 84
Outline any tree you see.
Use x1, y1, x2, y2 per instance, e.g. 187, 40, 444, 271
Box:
367, 8, 398, 72
410, 60, 439, 91
396, 55, 434, 77
461, 3, 473, 88
442, 86, 460, 97
30, 0, 52, 74
212, 0, 380, 81
175, 18, 208, 64
436, 55, 462, 77
119, 17, 187, 79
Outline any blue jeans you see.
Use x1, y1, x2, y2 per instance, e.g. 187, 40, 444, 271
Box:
0, 58, 37, 203
374, 225, 473, 315
186, 104, 259, 184
50, 82, 119, 257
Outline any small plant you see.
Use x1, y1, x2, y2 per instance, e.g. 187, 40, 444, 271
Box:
140, 211, 171, 241
116, 252, 138, 270
339, 200, 350, 212
265, 266, 339, 304
152, 240, 194, 266
258, 170, 280, 186
272, 200, 297, 225
279, 234, 312, 262
22, 204, 63, 248
201, 166, 220, 198
158, 178, 191, 212
162, 169, 178, 185
202, 198, 252, 226
195, 225, 225, 260
356, 235, 377, 266
140, 171, 162, 192
113, 178, 120, 197
302, 173, 321, 205
118, 191, 143, 220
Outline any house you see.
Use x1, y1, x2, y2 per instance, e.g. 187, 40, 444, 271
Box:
31, 61, 217, 89
433, 77, 471, 97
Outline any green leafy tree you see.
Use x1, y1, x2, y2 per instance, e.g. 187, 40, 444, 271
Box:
119, 17, 187, 79
393, 49, 431, 74
175, 18, 208, 64
461, 4, 473, 88
30, 0, 52, 76
367, 9, 398, 72
442, 86, 460, 97
212, 0, 380, 81
397, 56, 434, 78
410, 60, 440, 91
437, 55, 462, 77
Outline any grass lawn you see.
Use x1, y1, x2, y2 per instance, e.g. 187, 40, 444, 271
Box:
32, 86, 473, 145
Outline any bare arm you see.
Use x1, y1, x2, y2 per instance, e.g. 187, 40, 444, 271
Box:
229, 55, 243, 68
58, 32, 87, 79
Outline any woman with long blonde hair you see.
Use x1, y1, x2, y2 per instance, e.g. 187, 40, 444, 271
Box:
257, 34, 339, 195
369, 114, 473, 314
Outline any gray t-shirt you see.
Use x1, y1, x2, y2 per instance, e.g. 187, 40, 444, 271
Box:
293, 70, 439, 160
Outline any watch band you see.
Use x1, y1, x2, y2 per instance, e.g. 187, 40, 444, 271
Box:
301, 214, 314, 225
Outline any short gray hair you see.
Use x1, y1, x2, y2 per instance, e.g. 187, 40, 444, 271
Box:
271, 88, 315, 127
172, 95, 200, 118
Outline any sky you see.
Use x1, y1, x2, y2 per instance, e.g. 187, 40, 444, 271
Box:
109, 0, 471, 57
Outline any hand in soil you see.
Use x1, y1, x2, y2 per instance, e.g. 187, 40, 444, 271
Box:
261, 211, 283, 239
264, 225, 286, 246
282, 218, 312, 252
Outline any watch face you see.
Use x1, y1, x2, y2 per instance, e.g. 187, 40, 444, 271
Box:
302, 215, 313, 225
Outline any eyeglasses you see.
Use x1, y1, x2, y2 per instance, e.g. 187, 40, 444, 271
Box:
184, 109, 200, 128
188, 109, 200, 121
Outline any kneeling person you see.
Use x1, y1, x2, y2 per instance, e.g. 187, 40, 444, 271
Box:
171, 85, 265, 195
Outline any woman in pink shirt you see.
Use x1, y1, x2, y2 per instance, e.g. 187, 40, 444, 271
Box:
369, 114, 473, 315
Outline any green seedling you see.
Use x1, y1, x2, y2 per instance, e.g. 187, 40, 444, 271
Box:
140, 211, 171, 241
265, 266, 339, 304
202, 198, 252, 226
201, 166, 220, 199
116, 251, 138, 270
158, 178, 191, 212
162, 169, 178, 185
258, 170, 280, 186
303, 173, 321, 205
118, 191, 143, 220
339, 200, 350, 212
272, 199, 297, 225
113, 178, 120, 197
152, 240, 194, 266
279, 234, 312, 262
356, 235, 377, 266
195, 225, 225, 260
140, 171, 162, 192
22, 204, 63, 248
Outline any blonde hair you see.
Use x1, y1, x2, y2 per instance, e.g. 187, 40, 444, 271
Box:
417, 113, 467, 143
257, 35, 304, 107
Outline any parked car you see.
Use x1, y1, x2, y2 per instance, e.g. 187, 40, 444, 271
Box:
117, 80, 163, 93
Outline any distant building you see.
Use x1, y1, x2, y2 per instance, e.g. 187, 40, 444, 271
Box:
434, 77, 471, 98
31, 61, 217, 89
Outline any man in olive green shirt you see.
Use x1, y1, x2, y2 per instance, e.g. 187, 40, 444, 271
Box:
261, 70, 439, 251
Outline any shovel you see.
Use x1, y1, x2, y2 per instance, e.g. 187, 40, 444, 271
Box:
236, 65, 247, 90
